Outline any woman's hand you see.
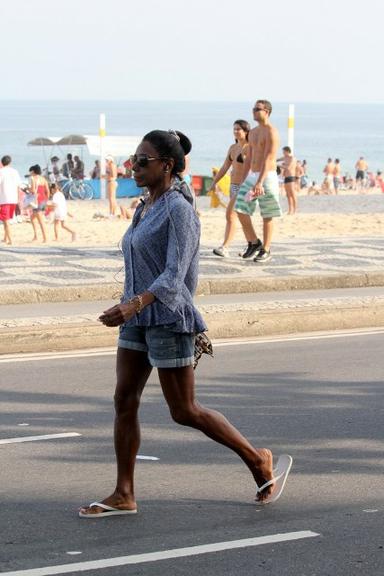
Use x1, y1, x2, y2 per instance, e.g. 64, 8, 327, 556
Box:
98, 302, 136, 327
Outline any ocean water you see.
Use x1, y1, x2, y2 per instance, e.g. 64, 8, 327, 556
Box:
1, 100, 384, 183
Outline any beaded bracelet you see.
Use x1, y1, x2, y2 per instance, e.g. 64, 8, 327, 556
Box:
130, 294, 144, 314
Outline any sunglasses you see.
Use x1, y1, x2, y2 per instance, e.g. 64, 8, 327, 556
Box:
130, 154, 164, 168
253, 107, 266, 112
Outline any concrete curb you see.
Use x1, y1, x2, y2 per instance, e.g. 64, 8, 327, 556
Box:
2, 297, 384, 354
1, 272, 384, 305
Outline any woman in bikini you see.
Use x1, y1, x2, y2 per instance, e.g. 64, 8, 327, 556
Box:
209, 120, 250, 257
106, 155, 118, 217
29, 164, 49, 242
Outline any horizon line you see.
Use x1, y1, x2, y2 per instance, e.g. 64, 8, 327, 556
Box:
1, 98, 384, 105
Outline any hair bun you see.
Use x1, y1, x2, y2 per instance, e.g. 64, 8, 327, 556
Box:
175, 131, 192, 155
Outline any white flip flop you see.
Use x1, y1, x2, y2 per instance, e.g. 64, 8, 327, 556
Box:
79, 501, 138, 518
255, 454, 293, 505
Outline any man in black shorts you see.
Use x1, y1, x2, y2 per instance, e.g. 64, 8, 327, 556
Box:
278, 146, 298, 215
355, 156, 368, 186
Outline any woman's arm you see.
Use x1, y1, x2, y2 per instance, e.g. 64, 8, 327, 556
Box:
29, 176, 36, 193
99, 203, 199, 326
99, 291, 155, 326
147, 202, 199, 312
208, 147, 233, 192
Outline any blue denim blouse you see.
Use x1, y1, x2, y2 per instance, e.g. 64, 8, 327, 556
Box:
121, 181, 207, 334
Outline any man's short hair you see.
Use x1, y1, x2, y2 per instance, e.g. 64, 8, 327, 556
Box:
1, 155, 11, 166
335, 158, 340, 163
283, 146, 291, 153
257, 99, 272, 115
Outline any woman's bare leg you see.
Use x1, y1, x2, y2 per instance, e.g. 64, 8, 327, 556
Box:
30, 214, 38, 241
36, 212, 47, 242
222, 196, 238, 247
79, 348, 152, 515
108, 181, 118, 216
158, 366, 274, 501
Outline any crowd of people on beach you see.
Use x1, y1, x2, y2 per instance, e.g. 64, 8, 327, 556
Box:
0, 152, 139, 244
0, 155, 77, 245
206, 101, 384, 262
1, 112, 383, 250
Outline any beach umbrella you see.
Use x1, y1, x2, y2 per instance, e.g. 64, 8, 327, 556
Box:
56, 135, 87, 146
27, 137, 56, 146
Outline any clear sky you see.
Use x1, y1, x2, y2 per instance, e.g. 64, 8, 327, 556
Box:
1, 0, 382, 102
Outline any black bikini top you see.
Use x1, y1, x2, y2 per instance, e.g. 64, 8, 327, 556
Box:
229, 151, 245, 164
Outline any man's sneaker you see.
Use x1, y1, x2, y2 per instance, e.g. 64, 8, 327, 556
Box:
254, 248, 272, 263
239, 239, 263, 259
213, 246, 229, 257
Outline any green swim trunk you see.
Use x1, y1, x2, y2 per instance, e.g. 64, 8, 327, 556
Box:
235, 171, 282, 218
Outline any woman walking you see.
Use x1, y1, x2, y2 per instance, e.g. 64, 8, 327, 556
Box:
209, 120, 250, 257
79, 129, 291, 518
29, 164, 49, 242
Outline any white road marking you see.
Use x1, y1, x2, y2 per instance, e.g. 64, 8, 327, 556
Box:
0, 433, 81, 445
0, 531, 319, 575
0, 434, 158, 460
0, 328, 383, 363
136, 455, 159, 461
213, 328, 384, 347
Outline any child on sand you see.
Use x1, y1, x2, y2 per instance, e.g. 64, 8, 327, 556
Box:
50, 183, 76, 241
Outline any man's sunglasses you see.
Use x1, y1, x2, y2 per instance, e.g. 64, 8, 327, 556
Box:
253, 107, 266, 112
130, 154, 165, 168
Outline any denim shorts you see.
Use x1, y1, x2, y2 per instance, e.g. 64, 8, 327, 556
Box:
118, 323, 195, 368
32, 202, 47, 213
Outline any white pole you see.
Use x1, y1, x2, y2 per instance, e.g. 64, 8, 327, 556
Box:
288, 104, 295, 153
99, 113, 106, 200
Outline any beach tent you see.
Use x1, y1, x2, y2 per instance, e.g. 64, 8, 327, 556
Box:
27, 136, 62, 167
56, 135, 88, 146
28, 134, 141, 158
27, 137, 58, 146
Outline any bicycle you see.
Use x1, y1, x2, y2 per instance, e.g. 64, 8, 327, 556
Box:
59, 178, 93, 200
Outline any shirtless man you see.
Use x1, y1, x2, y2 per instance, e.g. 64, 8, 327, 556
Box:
323, 158, 335, 194
234, 100, 281, 263
278, 146, 297, 214
355, 156, 368, 191
333, 158, 341, 194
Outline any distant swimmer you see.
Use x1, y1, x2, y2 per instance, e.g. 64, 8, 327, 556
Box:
278, 146, 298, 214
234, 99, 282, 263
322, 158, 335, 194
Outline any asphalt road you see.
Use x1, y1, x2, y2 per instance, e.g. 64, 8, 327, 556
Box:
0, 330, 383, 575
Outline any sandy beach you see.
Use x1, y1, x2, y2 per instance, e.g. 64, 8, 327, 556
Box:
2, 190, 383, 248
